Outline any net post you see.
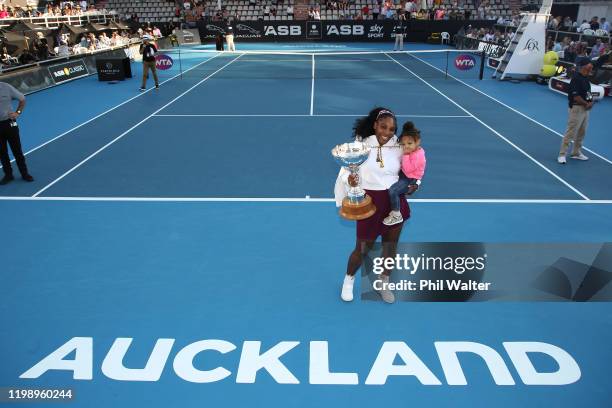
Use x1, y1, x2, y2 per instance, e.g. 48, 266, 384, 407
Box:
178, 42, 183, 79
479, 50, 485, 80
445, 50, 449, 80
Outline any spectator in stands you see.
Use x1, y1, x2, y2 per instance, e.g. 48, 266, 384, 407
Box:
600, 18, 609, 33
484, 30, 494, 42
372, 2, 379, 20
153, 26, 162, 38
0, 5, 9, 18
313, 7, 320, 20
548, 16, 561, 30
590, 39, 604, 58
110, 32, 120, 47
361, 4, 369, 17
563, 41, 577, 62
81, 0, 88, 11
589, 16, 599, 30
139, 35, 159, 91
1, 46, 17, 66
561, 16, 572, 32
0, 82, 33, 185
287, 4, 293, 18
405, 0, 416, 15
56, 40, 70, 57
577, 20, 590, 33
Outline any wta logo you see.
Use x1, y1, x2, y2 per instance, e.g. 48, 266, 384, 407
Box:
155, 54, 173, 70
454, 54, 476, 71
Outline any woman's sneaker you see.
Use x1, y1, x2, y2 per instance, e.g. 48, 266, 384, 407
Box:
376, 275, 395, 303
383, 210, 403, 226
341, 274, 355, 302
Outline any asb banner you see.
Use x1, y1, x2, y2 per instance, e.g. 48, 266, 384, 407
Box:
47, 59, 89, 84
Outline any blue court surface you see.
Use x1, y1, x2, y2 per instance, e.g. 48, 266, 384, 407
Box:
1, 42, 611, 407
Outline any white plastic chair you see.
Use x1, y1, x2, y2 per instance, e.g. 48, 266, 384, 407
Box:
441, 31, 450, 44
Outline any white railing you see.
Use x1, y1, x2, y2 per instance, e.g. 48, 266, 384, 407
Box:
0, 11, 119, 29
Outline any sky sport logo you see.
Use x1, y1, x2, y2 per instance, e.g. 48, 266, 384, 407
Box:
454, 54, 476, 71
155, 54, 173, 70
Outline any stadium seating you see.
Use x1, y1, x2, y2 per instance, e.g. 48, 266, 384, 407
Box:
103, 0, 520, 23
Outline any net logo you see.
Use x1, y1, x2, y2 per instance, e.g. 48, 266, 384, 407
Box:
326, 25, 364, 36
454, 54, 476, 70
155, 54, 173, 70
264, 25, 301, 36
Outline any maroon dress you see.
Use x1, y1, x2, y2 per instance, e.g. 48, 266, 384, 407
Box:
356, 189, 410, 241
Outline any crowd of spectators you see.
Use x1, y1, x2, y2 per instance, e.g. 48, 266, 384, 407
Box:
0, 1, 105, 19
548, 37, 610, 63
1, 29, 136, 69
460, 25, 513, 46
304, 0, 514, 22
547, 15, 610, 34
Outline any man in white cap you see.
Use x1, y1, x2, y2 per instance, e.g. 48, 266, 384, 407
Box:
139, 35, 159, 91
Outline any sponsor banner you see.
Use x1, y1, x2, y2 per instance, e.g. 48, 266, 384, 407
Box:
361, 242, 612, 302
47, 59, 89, 84
96, 57, 132, 81
487, 56, 501, 69
197, 20, 495, 42
306, 21, 322, 39
155, 54, 174, 70
175, 29, 200, 44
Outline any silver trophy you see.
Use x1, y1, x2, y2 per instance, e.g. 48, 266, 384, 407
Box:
332, 141, 376, 220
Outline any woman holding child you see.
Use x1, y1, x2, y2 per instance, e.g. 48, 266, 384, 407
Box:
335, 107, 426, 304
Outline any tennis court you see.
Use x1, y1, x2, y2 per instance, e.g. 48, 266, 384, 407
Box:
1, 42, 611, 407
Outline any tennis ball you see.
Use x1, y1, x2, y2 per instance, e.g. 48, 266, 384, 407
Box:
540, 64, 557, 77
543, 50, 559, 65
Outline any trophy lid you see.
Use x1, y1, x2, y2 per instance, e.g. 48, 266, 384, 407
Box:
331, 141, 372, 166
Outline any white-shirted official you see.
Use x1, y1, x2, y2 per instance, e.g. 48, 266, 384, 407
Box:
0, 82, 33, 185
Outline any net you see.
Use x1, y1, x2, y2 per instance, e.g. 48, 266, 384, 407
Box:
156, 48, 485, 81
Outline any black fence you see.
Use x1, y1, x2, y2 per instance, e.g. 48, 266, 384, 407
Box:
197, 19, 495, 43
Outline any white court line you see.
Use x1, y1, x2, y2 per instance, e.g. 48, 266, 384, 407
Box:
310, 54, 315, 116
0, 53, 222, 171
385, 53, 590, 201
407, 53, 612, 166
32, 54, 244, 198
1, 196, 612, 204
153, 114, 472, 118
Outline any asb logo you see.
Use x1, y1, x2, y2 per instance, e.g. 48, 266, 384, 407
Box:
264, 25, 301, 36
454, 54, 476, 70
326, 25, 364, 36
155, 54, 173, 70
